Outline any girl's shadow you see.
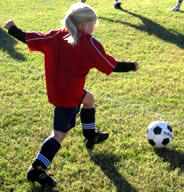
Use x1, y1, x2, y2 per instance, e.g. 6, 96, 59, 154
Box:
154, 148, 184, 171
90, 152, 137, 192
0, 28, 25, 61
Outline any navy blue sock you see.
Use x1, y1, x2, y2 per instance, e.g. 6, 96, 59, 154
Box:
33, 137, 61, 170
80, 108, 96, 140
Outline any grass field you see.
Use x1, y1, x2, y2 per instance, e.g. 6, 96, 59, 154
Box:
1, 0, 184, 191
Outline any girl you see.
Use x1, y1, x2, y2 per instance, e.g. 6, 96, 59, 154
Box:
4, 2, 138, 187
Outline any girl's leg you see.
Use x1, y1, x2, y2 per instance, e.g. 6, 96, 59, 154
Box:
27, 131, 67, 187
32, 131, 66, 170
172, 0, 182, 11
114, 0, 121, 9
80, 91, 109, 149
114, 0, 120, 4
27, 106, 76, 187
81, 92, 96, 141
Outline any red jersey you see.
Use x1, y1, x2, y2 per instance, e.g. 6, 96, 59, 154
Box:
26, 28, 118, 107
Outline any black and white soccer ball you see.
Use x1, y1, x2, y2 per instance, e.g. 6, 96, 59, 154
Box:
146, 121, 173, 148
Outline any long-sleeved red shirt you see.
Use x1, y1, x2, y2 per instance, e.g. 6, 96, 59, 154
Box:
26, 28, 118, 107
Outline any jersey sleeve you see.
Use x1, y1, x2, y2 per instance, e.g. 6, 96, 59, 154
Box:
26, 29, 59, 53
90, 36, 118, 75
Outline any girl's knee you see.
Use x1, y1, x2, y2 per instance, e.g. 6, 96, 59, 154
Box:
82, 92, 95, 108
53, 130, 67, 143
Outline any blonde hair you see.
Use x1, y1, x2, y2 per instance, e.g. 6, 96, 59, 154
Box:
63, 2, 97, 45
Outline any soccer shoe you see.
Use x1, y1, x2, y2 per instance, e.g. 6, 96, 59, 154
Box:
172, 4, 180, 11
114, 2, 121, 9
84, 132, 109, 150
27, 166, 56, 187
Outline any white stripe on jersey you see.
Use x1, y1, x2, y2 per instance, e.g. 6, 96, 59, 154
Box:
26, 31, 43, 36
90, 36, 115, 69
26, 31, 59, 42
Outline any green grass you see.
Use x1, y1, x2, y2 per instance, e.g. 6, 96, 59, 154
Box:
1, 0, 184, 191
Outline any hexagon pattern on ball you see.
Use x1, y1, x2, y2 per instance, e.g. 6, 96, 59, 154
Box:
146, 120, 173, 148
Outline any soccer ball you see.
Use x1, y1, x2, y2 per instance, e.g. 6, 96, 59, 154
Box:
146, 120, 173, 148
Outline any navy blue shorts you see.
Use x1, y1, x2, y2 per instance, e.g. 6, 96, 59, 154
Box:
53, 106, 80, 133
53, 90, 87, 133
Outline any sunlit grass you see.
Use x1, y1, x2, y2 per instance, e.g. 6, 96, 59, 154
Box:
1, 0, 184, 191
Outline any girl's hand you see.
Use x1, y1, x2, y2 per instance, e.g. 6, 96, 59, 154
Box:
4, 20, 16, 30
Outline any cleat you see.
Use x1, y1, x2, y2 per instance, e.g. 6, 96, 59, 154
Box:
27, 167, 56, 187
84, 132, 109, 150
172, 5, 180, 11
114, 2, 121, 9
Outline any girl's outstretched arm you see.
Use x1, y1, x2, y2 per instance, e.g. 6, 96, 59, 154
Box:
4, 20, 26, 43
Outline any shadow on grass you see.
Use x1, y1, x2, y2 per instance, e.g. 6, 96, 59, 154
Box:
99, 8, 184, 49
0, 27, 26, 60
154, 148, 184, 171
90, 152, 137, 192
31, 184, 59, 192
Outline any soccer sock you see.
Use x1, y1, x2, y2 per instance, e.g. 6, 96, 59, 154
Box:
32, 137, 61, 170
80, 108, 96, 140
177, 0, 182, 6
114, 0, 120, 5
